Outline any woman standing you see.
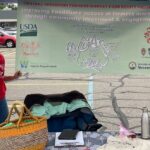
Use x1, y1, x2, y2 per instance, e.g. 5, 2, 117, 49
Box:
0, 53, 21, 123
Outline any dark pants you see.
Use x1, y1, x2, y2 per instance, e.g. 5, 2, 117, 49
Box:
0, 98, 8, 124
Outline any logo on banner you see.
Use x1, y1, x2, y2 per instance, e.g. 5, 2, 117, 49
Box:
20, 60, 28, 69
140, 47, 150, 57
20, 41, 40, 56
129, 61, 136, 70
141, 48, 146, 56
144, 27, 150, 44
20, 24, 37, 37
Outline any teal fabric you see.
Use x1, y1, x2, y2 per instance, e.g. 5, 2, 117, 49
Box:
67, 99, 90, 112
31, 99, 90, 119
31, 104, 46, 116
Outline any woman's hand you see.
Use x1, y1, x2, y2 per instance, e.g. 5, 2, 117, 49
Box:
13, 71, 22, 79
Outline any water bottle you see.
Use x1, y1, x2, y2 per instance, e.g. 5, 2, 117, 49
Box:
141, 107, 150, 139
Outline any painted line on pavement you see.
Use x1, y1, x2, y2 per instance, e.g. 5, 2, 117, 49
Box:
6, 64, 15, 66
6, 82, 88, 86
4, 51, 16, 57
87, 75, 94, 108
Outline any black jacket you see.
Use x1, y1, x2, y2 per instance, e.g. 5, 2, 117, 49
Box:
24, 90, 87, 109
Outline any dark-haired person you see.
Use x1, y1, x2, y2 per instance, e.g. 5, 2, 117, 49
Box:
0, 53, 22, 123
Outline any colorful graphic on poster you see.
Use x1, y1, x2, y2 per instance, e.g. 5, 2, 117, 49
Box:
16, 0, 150, 75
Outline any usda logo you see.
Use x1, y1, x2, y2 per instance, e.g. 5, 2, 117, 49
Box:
20, 24, 37, 37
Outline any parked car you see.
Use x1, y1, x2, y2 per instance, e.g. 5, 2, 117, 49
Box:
0, 30, 16, 48
3, 27, 17, 36
0, 27, 4, 30
5, 30, 17, 36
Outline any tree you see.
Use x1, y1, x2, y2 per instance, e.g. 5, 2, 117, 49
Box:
0, 3, 6, 10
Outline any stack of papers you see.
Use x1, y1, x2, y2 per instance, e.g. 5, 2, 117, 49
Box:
55, 131, 84, 147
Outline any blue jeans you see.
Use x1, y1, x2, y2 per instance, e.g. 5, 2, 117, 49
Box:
0, 98, 8, 124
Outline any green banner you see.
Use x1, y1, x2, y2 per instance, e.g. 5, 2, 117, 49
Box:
16, 0, 150, 75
